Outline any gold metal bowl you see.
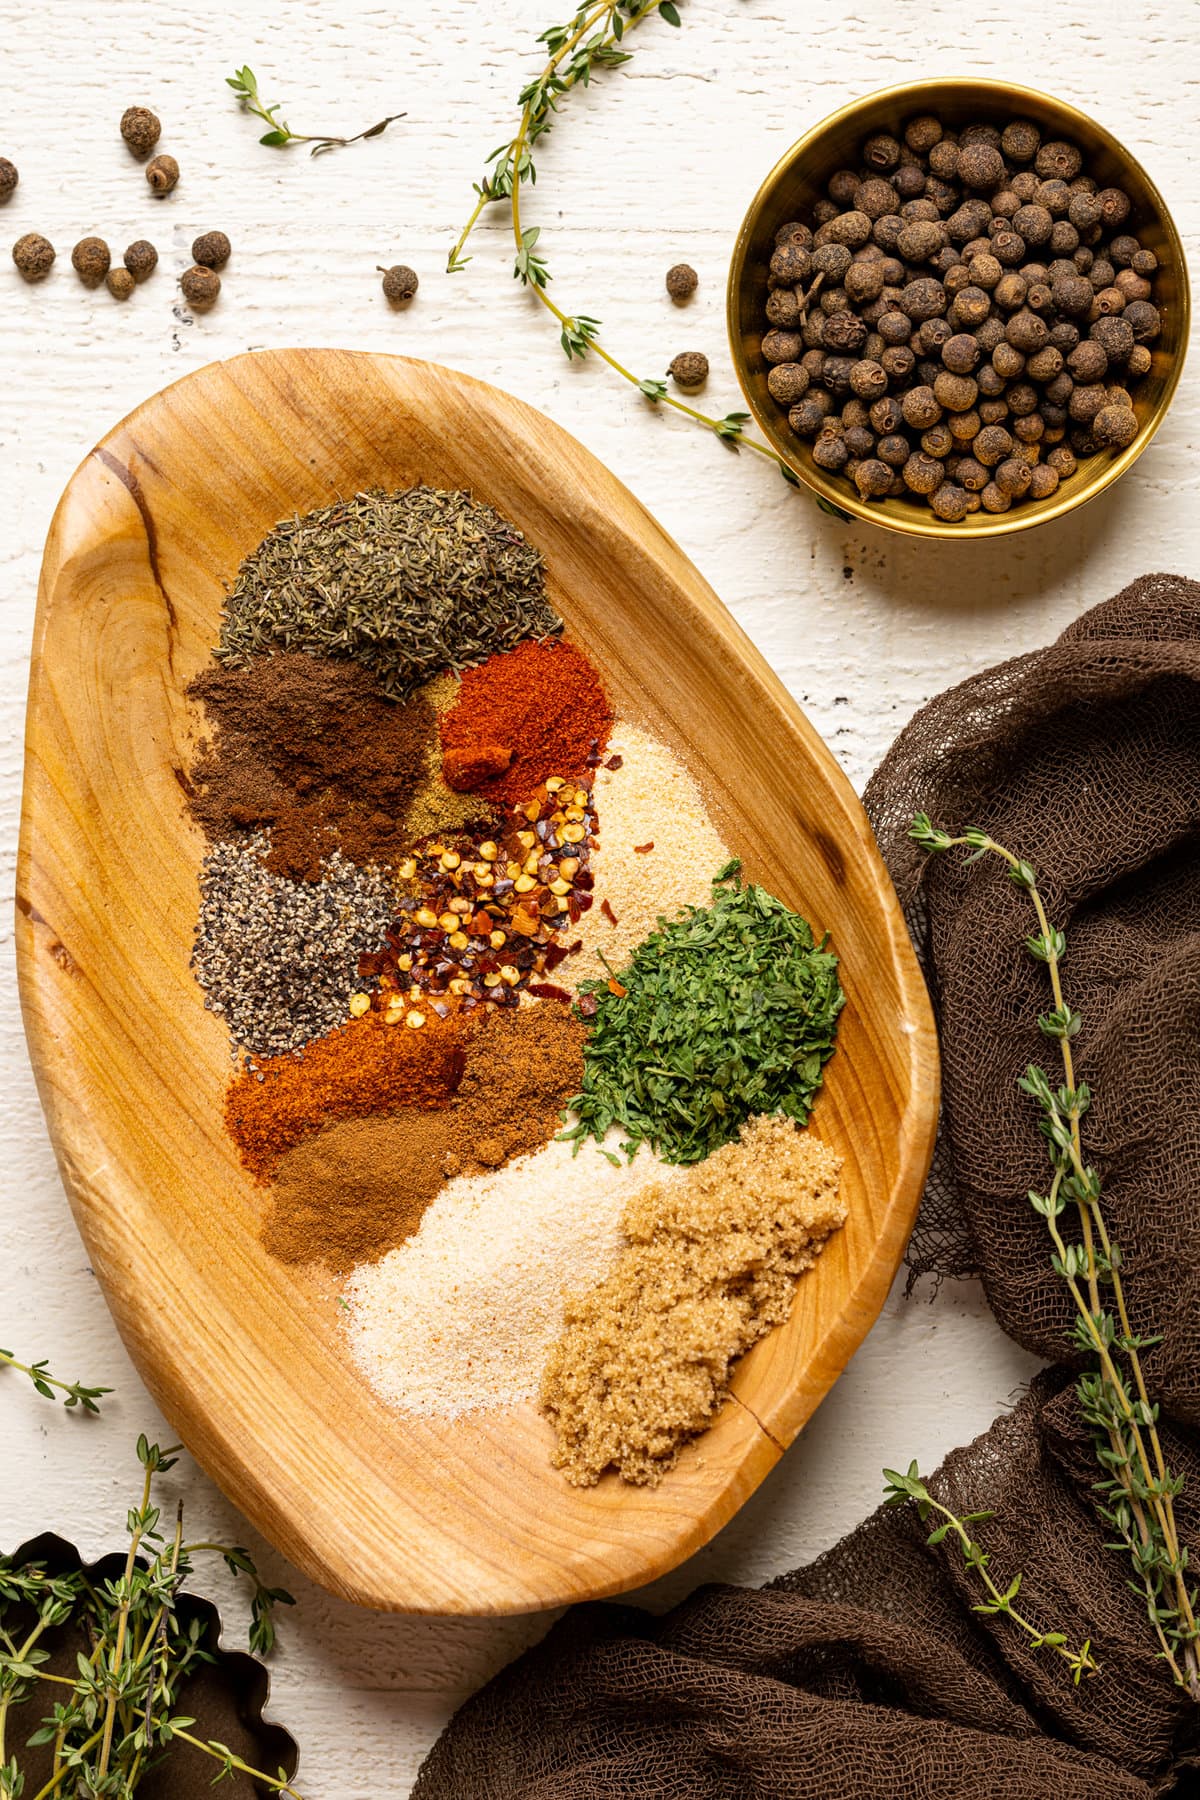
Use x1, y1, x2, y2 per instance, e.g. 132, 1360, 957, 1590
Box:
727, 79, 1189, 538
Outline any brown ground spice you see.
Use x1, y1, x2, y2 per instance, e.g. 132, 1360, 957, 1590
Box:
188, 653, 442, 880
261, 1001, 587, 1271
227, 1011, 468, 1180
541, 1116, 845, 1487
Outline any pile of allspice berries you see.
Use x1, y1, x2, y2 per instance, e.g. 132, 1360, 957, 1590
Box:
6, 107, 229, 312
762, 114, 1165, 519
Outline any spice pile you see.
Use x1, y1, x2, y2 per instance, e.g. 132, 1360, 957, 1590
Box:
188, 482, 849, 1483
542, 1116, 845, 1486
764, 113, 1165, 517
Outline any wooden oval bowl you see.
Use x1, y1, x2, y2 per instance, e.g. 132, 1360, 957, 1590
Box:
17, 350, 938, 1614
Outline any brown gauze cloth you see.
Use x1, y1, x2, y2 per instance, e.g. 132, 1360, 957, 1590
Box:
413, 574, 1200, 1800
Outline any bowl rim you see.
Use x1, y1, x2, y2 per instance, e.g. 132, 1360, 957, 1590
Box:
727, 77, 1191, 540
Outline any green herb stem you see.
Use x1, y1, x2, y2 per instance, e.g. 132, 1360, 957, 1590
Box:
171, 1727, 304, 1797
883, 1464, 1097, 1683
0, 1347, 109, 1414
0, 1440, 302, 1796
227, 64, 403, 156
908, 817, 1200, 1698
452, 1, 801, 482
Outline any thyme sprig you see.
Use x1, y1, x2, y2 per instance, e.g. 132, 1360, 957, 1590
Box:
449, 2, 801, 485
904, 817, 1200, 1699
0, 1437, 302, 1798
883, 1461, 1097, 1683
0, 1349, 109, 1416
227, 65, 404, 156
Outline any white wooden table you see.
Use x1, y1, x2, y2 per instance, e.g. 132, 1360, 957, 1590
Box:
1, 2, 1195, 1791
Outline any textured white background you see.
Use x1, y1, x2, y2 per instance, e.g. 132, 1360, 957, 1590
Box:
0, 1, 1195, 1791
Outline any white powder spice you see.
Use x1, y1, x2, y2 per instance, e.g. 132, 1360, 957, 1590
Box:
345, 1132, 674, 1417
568, 721, 731, 990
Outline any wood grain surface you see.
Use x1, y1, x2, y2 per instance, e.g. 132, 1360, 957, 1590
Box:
16, 349, 937, 1615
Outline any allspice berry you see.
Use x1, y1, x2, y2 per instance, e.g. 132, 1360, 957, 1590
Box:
379, 263, 419, 302
12, 232, 55, 281
120, 106, 161, 158
146, 154, 179, 195
0, 159, 17, 203
71, 236, 112, 289
106, 267, 135, 300
665, 262, 698, 301
192, 230, 231, 270
180, 264, 220, 310
123, 239, 158, 282
668, 351, 709, 390
1092, 403, 1139, 449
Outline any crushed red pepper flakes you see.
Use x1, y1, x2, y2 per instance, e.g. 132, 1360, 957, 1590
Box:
601, 899, 619, 926
633, 842, 655, 854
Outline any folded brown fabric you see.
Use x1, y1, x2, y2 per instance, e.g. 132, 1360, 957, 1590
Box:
415, 574, 1200, 1799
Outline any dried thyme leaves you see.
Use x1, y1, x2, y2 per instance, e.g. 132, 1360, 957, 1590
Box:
215, 485, 561, 700
564, 861, 845, 1164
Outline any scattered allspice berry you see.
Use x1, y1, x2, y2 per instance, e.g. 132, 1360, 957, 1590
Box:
668, 351, 709, 390
180, 264, 220, 310
665, 262, 698, 301
146, 154, 179, 196
71, 236, 111, 288
123, 239, 158, 282
379, 263, 419, 302
120, 106, 161, 158
0, 159, 18, 203
12, 233, 55, 281
106, 267, 135, 301
192, 230, 231, 270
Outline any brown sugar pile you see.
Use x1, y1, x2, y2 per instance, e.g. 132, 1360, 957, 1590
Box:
262, 1001, 588, 1271
188, 653, 441, 880
541, 1116, 845, 1487
226, 1011, 468, 1180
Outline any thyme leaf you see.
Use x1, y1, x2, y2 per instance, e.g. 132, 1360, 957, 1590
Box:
227, 64, 404, 157
447, 2, 802, 487
900, 815, 1200, 1701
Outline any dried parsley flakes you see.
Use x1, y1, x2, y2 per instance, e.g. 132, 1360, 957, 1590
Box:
564, 861, 844, 1165
216, 484, 561, 700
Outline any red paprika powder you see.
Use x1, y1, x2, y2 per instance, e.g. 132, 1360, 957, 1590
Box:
440, 638, 612, 804
226, 1011, 467, 1181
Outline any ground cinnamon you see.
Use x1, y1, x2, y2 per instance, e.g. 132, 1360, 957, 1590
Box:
261, 1000, 588, 1270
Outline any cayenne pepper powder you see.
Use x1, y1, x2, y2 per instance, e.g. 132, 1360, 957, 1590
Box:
440, 638, 612, 804
227, 1011, 468, 1180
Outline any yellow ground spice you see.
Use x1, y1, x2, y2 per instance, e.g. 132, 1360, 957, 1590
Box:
402, 671, 497, 843
540, 1115, 845, 1487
